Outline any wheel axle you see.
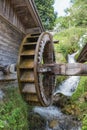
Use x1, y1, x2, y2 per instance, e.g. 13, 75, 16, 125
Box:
38, 63, 87, 76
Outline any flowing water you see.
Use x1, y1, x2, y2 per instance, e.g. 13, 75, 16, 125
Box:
33, 53, 81, 130
54, 52, 80, 97
34, 105, 81, 130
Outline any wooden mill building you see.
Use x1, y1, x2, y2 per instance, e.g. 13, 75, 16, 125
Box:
0, 0, 44, 83
0, 0, 87, 107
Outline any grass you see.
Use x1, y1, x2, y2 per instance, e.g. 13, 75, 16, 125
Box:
70, 76, 87, 129
0, 87, 29, 130
0, 26, 87, 130
54, 27, 87, 59
54, 26, 87, 129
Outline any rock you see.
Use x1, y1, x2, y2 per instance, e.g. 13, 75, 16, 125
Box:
28, 112, 46, 130
53, 93, 71, 108
32, 106, 81, 130
49, 119, 59, 129
58, 116, 81, 130
62, 104, 81, 116
47, 115, 81, 130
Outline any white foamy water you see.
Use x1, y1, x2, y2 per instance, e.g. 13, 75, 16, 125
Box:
33, 105, 81, 130
54, 52, 80, 96
33, 106, 62, 120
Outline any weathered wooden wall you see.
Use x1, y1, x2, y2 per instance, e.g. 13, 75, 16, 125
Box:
0, 0, 25, 33
0, 18, 24, 65
0, 17, 24, 82
0, 0, 44, 83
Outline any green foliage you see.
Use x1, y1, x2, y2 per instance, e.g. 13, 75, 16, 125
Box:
56, 76, 67, 85
0, 87, 29, 130
54, 1, 87, 129
66, 0, 87, 27
35, 0, 57, 30
54, 52, 67, 63
54, 27, 87, 59
71, 77, 87, 101
71, 76, 87, 129
82, 114, 87, 130
54, 16, 70, 31
54, 0, 87, 31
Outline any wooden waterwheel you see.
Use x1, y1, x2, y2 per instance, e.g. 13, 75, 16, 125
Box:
17, 32, 55, 106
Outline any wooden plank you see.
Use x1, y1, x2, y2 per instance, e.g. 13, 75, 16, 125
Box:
26, 27, 41, 34
22, 83, 36, 93
25, 0, 44, 32
38, 63, 87, 76
0, 72, 17, 81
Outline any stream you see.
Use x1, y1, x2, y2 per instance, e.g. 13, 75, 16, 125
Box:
54, 52, 80, 97
33, 53, 82, 130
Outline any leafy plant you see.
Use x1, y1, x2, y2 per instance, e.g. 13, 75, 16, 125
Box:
0, 87, 29, 130
54, 27, 87, 59
82, 114, 87, 130
35, 0, 57, 29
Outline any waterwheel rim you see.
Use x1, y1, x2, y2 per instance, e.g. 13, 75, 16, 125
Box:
34, 32, 55, 106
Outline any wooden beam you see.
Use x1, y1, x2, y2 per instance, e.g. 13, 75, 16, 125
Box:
0, 73, 17, 81
38, 63, 87, 76
26, 27, 41, 34
25, 0, 44, 32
